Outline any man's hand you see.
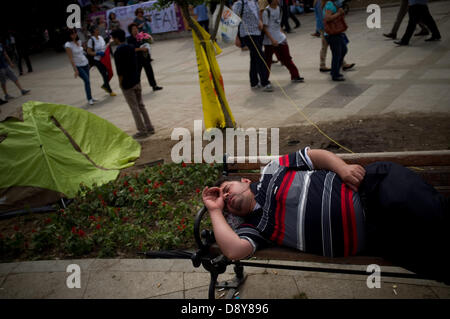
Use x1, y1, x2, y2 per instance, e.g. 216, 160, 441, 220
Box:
202, 186, 224, 212
258, 20, 264, 30
271, 39, 279, 47
338, 164, 366, 192
74, 69, 79, 78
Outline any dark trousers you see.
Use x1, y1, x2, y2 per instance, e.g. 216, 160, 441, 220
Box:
137, 55, 157, 88
199, 19, 209, 33
390, 0, 428, 36
326, 34, 347, 79
241, 35, 270, 87
264, 42, 299, 80
360, 162, 450, 284
17, 48, 32, 74
92, 59, 112, 93
401, 4, 441, 44
281, 3, 291, 32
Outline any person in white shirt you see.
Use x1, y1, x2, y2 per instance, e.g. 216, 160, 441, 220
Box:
64, 28, 96, 105
262, 0, 304, 82
87, 25, 116, 96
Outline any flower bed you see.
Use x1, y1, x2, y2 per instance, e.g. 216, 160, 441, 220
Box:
0, 162, 220, 261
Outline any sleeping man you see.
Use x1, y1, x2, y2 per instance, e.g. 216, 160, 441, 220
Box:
202, 147, 449, 284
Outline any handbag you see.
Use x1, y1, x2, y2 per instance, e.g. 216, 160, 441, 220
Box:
323, 3, 348, 35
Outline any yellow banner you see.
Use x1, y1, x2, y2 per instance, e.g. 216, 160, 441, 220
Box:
191, 20, 235, 129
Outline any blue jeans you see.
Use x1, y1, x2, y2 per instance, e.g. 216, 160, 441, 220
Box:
76, 65, 92, 101
326, 34, 348, 79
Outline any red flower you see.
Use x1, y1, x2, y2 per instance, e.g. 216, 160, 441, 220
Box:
162, 201, 167, 207
196, 188, 201, 194
122, 217, 129, 222
101, 199, 107, 207
71, 226, 77, 234
128, 186, 134, 193
153, 182, 160, 189
44, 218, 52, 224
13, 225, 19, 232
148, 200, 153, 206
181, 162, 187, 168
59, 209, 65, 214
113, 190, 117, 197
147, 179, 152, 185
96, 224, 101, 230
78, 229, 86, 237
31, 229, 37, 233
179, 180, 184, 185
89, 215, 96, 221
124, 180, 129, 187
144, 188, 149, 194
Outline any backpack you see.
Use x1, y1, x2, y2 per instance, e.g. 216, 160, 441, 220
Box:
86, 37, 96, 68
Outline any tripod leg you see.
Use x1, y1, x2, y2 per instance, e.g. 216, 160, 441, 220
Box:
208, 271, 218, 300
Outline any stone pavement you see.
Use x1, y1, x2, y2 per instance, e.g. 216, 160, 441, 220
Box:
0, 258, 449, 299
1, 2, 449, 138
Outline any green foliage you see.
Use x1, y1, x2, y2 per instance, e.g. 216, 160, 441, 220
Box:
0, 162, 219, 261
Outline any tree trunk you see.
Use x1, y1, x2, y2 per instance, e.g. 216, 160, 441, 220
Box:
180, 2, 234, 129
210, 0, 225, 42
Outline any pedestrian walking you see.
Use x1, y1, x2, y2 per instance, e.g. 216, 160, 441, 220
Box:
111, 28, 155, 140
0, 41, 30, 101
383, 0, 429, 40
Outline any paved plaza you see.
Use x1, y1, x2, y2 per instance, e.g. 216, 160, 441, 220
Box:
1, 2, 449, 138
1, 2, 450, 299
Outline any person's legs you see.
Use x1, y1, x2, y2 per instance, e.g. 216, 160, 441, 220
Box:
400, 5, 420, 44
142, 57, 159, 89
93, 60, 112, 93
420, 5, 441, 39
122, 84, 147, 133
319, 31, 329, 70
264, 44, 274, 80
289, 10, 300, 28
327, 35, 343, 79
252, 35, 270, 87
134, 83, 154, 133
281, 4, 291, 32
360, 162, 450, 284
0, 69, 9, 96
389, 0, 409, 37
278, 43, 300, 79
76, 65, 92, 101
243, 35, 267, 87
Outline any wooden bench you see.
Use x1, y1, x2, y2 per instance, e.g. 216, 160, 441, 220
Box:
192, 150, 450, 299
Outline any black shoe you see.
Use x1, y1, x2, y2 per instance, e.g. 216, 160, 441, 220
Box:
153, 86, 163, 91
332, 76, 345, 82
0, 99, 7, 105
394, 40, 408, 46
425, 36, 441, 42
294, 24, 300, 29
320, 67, 331, 72
343, 63, 355, 71
291, 76, 304, 83
415, 29, 430, 36
383, 33, 396, 39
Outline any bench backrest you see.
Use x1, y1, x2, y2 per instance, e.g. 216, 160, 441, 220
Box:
224, 150, 450, 197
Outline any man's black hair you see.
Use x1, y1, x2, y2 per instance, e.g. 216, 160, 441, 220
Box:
111, 28, 126, 42
214, 175, 242, 187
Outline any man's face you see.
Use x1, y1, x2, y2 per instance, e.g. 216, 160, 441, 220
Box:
220, 179, 254, 217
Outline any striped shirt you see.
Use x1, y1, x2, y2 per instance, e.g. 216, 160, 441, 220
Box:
233, 0, 262, 37
237, 147, 366, 257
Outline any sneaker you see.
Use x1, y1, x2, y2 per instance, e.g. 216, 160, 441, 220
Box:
311, 32, 320, 37
251, 83, 261, 89
110, 91, 117, 97
320, 67, 331, 72
0, 99, 7, 105
132, 131, 150, 139
21, 89, 30, 95
262, 84, 273, 92
146, 127, 155, 135
291, 77, 304, 83
88, 99, 95, 105
153, 86, 163, 91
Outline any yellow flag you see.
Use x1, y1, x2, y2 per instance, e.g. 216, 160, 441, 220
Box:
191, 20, 235, 129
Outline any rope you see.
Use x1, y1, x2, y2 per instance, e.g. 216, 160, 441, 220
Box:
237, 8, 354, 154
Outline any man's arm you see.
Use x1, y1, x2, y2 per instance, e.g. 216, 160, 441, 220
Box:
202, 187, 254, 260
307, 149, 366, 192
